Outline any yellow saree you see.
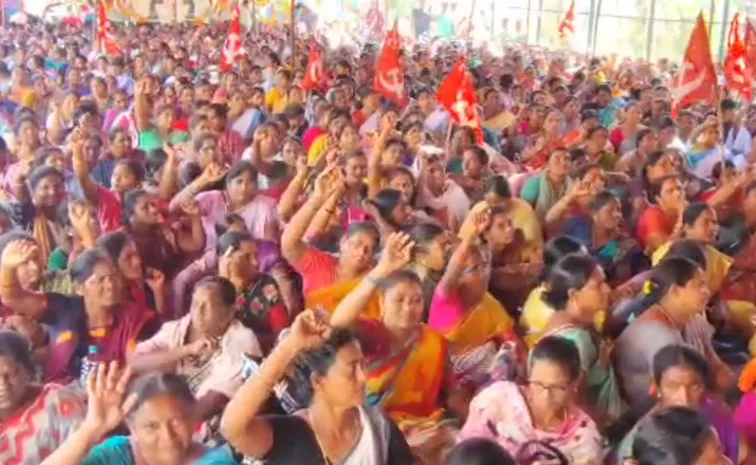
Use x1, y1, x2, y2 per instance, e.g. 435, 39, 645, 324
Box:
652, 242, 732, 293
305, 278, 382, 319
443, 293, 514, 356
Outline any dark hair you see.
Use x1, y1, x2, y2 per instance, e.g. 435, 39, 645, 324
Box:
193, 275, 237, 307
383, 269, 422, 291
217, 230, 253, 256
529, 335, 581, 380
711, 160, 735, 181
632, 407, 715, 465
445, 439, 516, 465
70, 248, 112, 284
126, 372, 196, 421
344, 221, 380, 245
369, 189, 404, 227
652, 344, 713, 391
543, 236, 586, 272
646, 175, 679, 205
542, 254, 599, 310
214, 213, 246, 237
192, 132, 218, 153
225, 160, 258, 187
642, 150, 670, 187
644, 255, 701, 302
0, 329, 34, 374
288, 328, 359, 406
591, 190, 619, 214
27, 165, 63, 191
122, 189, 149, 226
114, 160, 145, 184
96, 231, 134, 264
145, 148, 167, 179
33, 146, 64, 167
636, 128, 656, 145
464, 146, 489, 165
486, 175, 511, 199
14, 116, 38, 136
665, 240, 706, 269
682, 202, 712, 228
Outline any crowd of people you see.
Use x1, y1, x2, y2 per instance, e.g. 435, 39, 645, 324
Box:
0, 11, 754, 465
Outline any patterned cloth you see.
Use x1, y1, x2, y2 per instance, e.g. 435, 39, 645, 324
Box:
0, 384, 87, 465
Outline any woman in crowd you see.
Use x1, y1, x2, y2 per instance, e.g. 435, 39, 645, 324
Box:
0, 330, 87, 465
520, 147, 573, 218
613, 255, 732, 408
405, 222, 453, 319
521, 108, 566, 170
610, 102, 646, 155
217, 230, 288, 353
636, 175, 686, 254
130, 276, 261, 444
615, 344, 743, 464
539, 253, 624, 423
40, 364, 236, 465
221, 311, 414, 465
459, 336, 604, 465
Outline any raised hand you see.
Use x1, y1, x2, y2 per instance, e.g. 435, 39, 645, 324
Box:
199, 162, 228, 186
180, 199, 200, 217
82, 362, 136, 438
1, 240, 39, 270
289, 308, 332, 350
185, 336, 220, 358
460, 202, 492, 241
68, 201, 94, 233
144, 268, 166, 293
313, 165, 344, 199
376, 232, 415, 274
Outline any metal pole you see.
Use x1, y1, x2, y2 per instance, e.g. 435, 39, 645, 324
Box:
490, 0, 495, 41
525, 0, 533, 44
718, 0, 731, 64
591, 0, 603, 55
587, 0, 595, 55
645, 0, 657, 61
707, 0, 716, 36
535, 0, 545, 46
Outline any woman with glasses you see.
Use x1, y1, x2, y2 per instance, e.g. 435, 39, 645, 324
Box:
458, 336, 604, 465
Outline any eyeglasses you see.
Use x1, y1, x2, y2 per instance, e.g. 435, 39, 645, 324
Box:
527, 380, 571, 396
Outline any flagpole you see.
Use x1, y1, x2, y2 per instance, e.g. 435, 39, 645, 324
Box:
290, 0, 296, 68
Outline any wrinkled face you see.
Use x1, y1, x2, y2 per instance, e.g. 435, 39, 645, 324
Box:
686, 207, 719, 245
81, 259, 122, 308
339, 231, 377, 272
117, 240, 143, 283
380, 280, 424, 332
527, 359, 575, 417
0, 355, 30, 415
129, 394, 195, 465
312, 342, 366, 409
658, 364, 706, 408
32, 174, 64, 209
226, 170, 258, 206
190, 283, 234, 338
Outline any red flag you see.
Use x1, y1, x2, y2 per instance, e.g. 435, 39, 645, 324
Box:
97, 1, 121, 56
220, 4, 243, 72
301, 43, 325, 91
558, 0, 575, 41
374, 21, 407, 106
724, 13, 753, 101
669, 13, 717, 117
746, 21, 756, 84
436, 60, 483, 143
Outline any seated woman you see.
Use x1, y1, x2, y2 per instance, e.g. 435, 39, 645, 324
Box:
123, 189, 205, 280
217, 230, 288, 354
405, 223, 453, 320
0, 241, 158, 382
615, 345, 743, 465
40, 365, 236, 465
130, 276, 261, 444
97, 231, 166, 315
429, 205, 518, 387
636, 175, 686, 255
365, 188, 416, 239
539, 254, 624, 423
630, 406, 733, 465
281, 167, 380, 314
329, 233, 467, 457
520, 147, 573, 219
0, 330, 87, 465
564, 190, 647, 286
415, 151, 471, 231
543, 163, 607, 230
519, 236, 589, 347
459, 336, 604, 465
613, 256, 732, 408
448, 146, 493, 203
221, 311, 414, 465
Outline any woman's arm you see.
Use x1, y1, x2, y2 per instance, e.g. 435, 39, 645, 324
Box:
330, 233, 414, 328
71, 133, 101, 205
0, 241, 47, 319
174, 204, 206, 255
134, 80, 152, 132
128, 341, 199, 374
156, 145, 181, 201
277, 162, 308, 222
281, 166, 343, 264
544, 182, 587, 225
221, 310, 329, 460
168, 163, 227, 213
305, 189, 343, 239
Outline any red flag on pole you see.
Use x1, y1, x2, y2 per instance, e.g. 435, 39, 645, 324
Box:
669, 13, 717, 118
746, 20, 756, 85
301, 43, 325, 91
436, 60, 484, 143
220, 4, 243, 72
374, 20, 407, 106
724, 13, 753, 101
558, 0, 575, 41
97, 1, 121, 56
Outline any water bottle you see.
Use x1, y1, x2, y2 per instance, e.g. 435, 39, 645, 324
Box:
79, 344, 99, 383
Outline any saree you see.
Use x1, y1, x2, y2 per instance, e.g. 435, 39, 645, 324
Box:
305, 278, 382, 319
0, 384, 87, 465
685, 145, 721, 179
652, 242, 733, 293
365, 325, 448, 430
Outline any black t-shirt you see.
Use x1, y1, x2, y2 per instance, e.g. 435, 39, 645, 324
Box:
261, 413, 413, 465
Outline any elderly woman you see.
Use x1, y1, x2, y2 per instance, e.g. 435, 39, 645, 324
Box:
459, 336, 604, 465
221, 311, 413, 465
0, 330, 87, 465
40, 365, 236, 465
130, 276, 261, 444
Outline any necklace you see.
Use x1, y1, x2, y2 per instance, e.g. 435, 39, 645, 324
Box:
655, 303, 683, 329
307, 409, 362, 465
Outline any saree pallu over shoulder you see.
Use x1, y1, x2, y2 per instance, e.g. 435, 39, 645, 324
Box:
366, 325, 448, 430
443, 293, 514, 355
305, 278, 382, 319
